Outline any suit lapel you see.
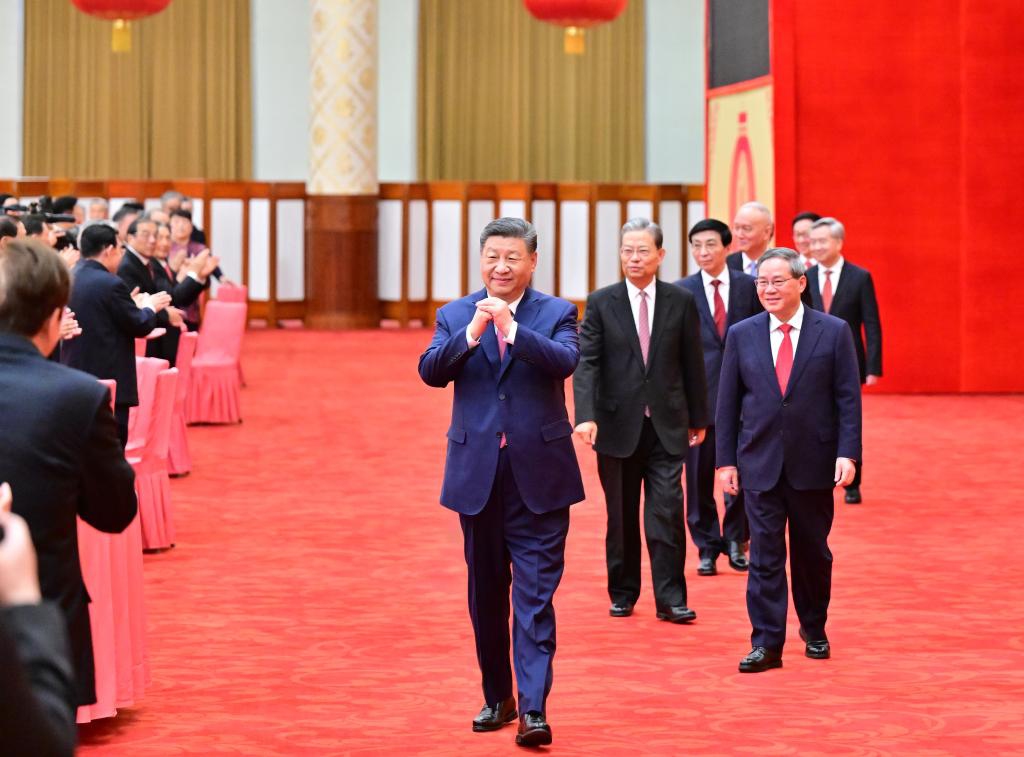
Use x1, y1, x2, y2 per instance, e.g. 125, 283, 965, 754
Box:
497, 288, 538, 382
755, 314, 781, 398
805, 266, 823, 310
645, 281, 673, 373
610, 283, 645, 372
828, 264, 852, 313
784, 310, 824, 397
690, 276, 719, 344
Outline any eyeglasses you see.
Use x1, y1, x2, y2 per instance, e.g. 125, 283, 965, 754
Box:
755, 277, 796, 289
620, 247, 656, 259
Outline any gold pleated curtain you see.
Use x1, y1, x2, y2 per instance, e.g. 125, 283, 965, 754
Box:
418, 0, 645, 182
24, 0, 251, 179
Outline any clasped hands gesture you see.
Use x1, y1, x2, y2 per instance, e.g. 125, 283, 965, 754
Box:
469, 297, 514, 342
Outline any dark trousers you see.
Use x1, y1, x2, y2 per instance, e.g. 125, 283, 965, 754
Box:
745, 471, 834, 651
459, 449, 569, 715
685, 425, 748, 558
597, 418, 687, 609
114, 405, 129, 449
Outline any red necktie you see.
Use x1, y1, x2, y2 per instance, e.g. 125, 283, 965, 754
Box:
776, 323, 794, 393
711, 280, 726, 339
822, 270, 833, 313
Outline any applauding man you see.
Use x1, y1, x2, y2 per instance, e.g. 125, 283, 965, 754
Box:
418, 218, 584, 748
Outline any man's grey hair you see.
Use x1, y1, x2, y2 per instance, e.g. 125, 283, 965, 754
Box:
756, 247, 806, 278
620, 217, 663, 249
812, 216, 845, 241
480, 217, 538, 254
738, 201, 773, 221
89, 198, 108, 209
160, 190, 185, 205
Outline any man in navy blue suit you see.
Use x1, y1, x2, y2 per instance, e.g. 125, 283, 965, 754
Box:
418, 218, 584, 747
717, 248, 861, 672
676, 219, 761, 577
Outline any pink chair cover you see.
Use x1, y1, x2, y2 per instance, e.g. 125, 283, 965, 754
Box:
216, 283, 247, 302
215, 285, 248, 385
128, 357, 169, 452
129, 369, 178, 550
77, 378, 149, 723
186, 301, 247, 424
168, 332, 198, 476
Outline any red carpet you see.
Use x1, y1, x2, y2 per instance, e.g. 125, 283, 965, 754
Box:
78, 330, 1024, 755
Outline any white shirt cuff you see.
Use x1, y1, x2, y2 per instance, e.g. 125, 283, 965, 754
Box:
466, 325, 480, 347
502, 321, 518, 344
186, 271, 200, 282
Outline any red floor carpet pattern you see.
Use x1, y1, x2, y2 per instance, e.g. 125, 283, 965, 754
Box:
78, 330, 1024, 755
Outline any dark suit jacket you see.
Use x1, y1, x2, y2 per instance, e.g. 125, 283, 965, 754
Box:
62, 258, 158, 407
0, 333, 138, 705
418, 287, 585, 515
716, 308, 862, 491
0, 603, 76, 756
148, 258, 204, 364
805, 260, 882, 382
676, 270, 762, 417
573, 280, 709, 459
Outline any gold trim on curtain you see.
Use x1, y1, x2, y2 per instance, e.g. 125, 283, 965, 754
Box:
24, 0, 252, 179
418, 0, 645, 182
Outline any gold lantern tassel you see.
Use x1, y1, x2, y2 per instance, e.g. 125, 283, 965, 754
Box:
112, 19, 131, 53
564, 26, 585, 55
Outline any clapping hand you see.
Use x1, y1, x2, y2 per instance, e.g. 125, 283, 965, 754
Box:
166, 306, 185, 328
0, 482, 43, 607
476, 297, 514, 336
60, 308, 82, 341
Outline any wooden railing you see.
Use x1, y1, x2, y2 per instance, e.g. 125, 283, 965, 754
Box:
0, 179, 707, 327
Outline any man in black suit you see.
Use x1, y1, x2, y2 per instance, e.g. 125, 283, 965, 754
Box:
118, 217, 195, 365
806, 217, 882, 504
717, 248, 862, 672
574, 218, 708, 623
62, 223, 171, 446
676, 219, 762, 576
0, 239, 138, 707
0, 485, 76, 756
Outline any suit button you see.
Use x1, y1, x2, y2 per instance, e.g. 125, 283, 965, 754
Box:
499, 393, 506, 400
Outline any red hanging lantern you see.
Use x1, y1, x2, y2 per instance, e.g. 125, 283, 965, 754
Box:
71, 0, 173, 53
523, 0, 628, 55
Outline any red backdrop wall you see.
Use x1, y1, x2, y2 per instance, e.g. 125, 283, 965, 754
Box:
771, 0, 1024, 392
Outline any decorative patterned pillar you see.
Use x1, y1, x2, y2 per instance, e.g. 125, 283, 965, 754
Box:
306, 0, 379, 329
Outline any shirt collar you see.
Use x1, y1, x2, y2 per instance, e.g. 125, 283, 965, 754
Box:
820, 256, 845, 275
624, 278, 657, 301
125, 245, 148, 266
769, 303, 805, 332
700, 268, 729, 287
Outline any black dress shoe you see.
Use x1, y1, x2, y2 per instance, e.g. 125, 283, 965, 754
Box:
844, 487, 862, 504
697, 555, 717, 576
609, 602, 633, 617
738, 646, 783, 673
516, 711, 552, 747
798, 627, 831, 659
473, 698, 517, 732
656, 605, 697, 623
727, 541, 749, 571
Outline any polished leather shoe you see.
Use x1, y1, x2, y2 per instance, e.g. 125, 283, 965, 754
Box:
844, 487, 862, 504
727, 541, 749, 571
798, 627, 831, 659
516, 711, 552, 747
738, 646, 783, 673
609, 602, 633, 617
472, 698, 517, 732
697, 555, 717, 576
656, 605, 697, 623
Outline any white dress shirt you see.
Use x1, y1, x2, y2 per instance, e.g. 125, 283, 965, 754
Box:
768, 304, 805, 365
700, 269, 730, 316
466, 291, 524, 347
624, 278, 657, 335
741, 252, 758, 276
817, 256, 845, 297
